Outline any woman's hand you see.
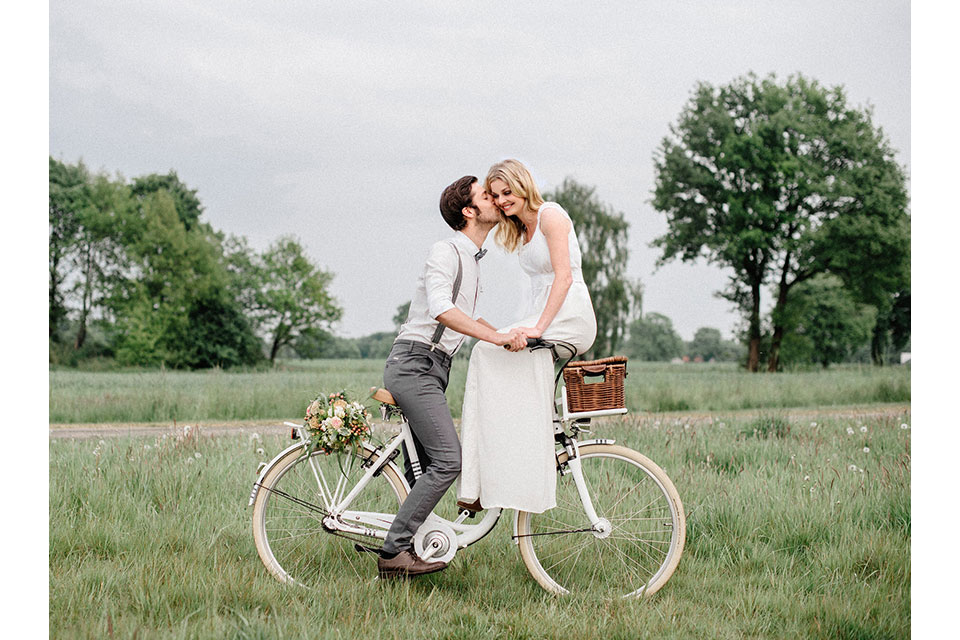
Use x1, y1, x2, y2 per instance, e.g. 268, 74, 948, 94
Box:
517, 326, 542, 339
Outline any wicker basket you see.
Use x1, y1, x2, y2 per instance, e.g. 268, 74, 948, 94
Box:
562, 355, 628, 413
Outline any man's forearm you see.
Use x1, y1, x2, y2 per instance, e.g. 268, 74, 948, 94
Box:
476, 317, 497, 332
436, 308, 505, 345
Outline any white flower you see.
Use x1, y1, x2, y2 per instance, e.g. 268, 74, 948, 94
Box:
186, 458, 194, 464
848, 464, 858, 471
194, 452, 202, 459
859, 426, 868, 433
900, 423, 909, 430
810, 422, 817, 427
249, 432, 261, 442
99, 439, 106, 445
256, 447, 265, 456
846, 427, 855, 435
804, 475, 810, 481
862, 446, 870, 453
144, 445, 151, 450
183, 426, 192, 435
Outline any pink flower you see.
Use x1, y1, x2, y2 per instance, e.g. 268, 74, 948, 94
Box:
329, 417, 343, 429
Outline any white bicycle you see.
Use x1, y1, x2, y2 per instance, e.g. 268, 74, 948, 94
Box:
250, 340, 685, 597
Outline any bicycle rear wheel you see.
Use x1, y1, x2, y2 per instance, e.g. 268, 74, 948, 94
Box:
516, 443, 685, 597
252, 444, 407, 587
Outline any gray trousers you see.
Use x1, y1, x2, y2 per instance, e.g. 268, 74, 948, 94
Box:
381, 341, 462, 555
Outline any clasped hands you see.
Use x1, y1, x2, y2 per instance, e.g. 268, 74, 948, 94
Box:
499, 326, 543, 352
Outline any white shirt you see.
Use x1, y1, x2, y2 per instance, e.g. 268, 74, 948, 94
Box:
395, 232, 483, 356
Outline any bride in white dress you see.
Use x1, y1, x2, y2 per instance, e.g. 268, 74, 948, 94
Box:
457, 159, 597, 514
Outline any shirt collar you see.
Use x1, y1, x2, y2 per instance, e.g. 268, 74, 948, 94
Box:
452, 231, 483, 256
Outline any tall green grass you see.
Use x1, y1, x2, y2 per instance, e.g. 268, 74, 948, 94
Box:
49, 360, 910, 424
50, 410, 910, 638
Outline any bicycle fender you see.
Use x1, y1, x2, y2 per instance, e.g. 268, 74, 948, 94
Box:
511, 439, 617, 543
248, 441, 310, 506
575, 438, 616, 447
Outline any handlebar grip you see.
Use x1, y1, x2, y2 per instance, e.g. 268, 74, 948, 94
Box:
503, 337, 550, 349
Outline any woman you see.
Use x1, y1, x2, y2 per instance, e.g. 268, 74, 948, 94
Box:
457, 159, 597, 514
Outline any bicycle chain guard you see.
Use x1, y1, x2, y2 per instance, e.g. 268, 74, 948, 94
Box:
413, 520, 457, 564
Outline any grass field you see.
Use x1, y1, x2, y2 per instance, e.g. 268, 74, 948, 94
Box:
49, 408, 910, 638
49, 360, 911, 424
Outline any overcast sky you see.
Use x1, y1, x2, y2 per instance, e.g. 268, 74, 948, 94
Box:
49, 0, 910, 340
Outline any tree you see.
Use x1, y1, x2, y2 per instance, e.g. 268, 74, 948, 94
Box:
251, 236, 343, 364
131, 171, 203, 231
776, 275, 876, 368
546, 178, 642, 358
114, 189, 261, 368
393, 300, 411, 331
624, 313, 683, 361
49, 158, 89, 340
687, 327, 722, 361
68, 172, 137, 350
652, 73, 909, 371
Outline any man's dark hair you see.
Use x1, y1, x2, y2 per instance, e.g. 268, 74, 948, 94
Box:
438, 175, 478, 231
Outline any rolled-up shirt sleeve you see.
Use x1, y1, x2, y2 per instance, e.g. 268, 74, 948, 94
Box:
424, 242, 458, 319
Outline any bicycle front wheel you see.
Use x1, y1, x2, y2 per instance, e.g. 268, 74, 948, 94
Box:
252, 444, 407, 587
516, 443, 685, 597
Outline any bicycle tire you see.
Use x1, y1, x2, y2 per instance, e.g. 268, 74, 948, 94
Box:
252, 444, 407, 587
516, 443, 685, 597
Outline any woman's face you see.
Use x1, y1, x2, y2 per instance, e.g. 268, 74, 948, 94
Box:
488, 178, 524, 217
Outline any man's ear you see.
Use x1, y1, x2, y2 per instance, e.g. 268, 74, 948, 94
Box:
461, 206, 476, 221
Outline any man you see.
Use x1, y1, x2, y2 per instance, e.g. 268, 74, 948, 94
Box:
376, 175, 525, 578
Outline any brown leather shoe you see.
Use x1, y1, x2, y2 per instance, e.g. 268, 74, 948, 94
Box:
456, 498, 483, 512
377, 550, 447, 578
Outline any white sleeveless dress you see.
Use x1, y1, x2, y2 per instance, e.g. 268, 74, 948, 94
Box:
458, 202, 597, 513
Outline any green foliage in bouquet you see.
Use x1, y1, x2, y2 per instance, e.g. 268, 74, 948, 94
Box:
303, 391, 373, 454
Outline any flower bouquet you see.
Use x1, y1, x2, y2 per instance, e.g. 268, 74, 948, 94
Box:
303, 391, 373, 455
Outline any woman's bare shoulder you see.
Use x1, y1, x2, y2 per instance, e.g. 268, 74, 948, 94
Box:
539, 205, 571, 235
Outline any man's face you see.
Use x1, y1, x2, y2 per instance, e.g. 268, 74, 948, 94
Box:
469, 182, 499, 225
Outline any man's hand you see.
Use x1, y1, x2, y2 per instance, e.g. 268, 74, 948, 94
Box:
498, 328, 527, 352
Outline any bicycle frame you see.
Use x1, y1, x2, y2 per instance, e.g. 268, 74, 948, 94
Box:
249, 342, 629, 553
249, 419, 504, 549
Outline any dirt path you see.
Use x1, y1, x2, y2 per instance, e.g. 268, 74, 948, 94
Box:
49, 403, 910, 440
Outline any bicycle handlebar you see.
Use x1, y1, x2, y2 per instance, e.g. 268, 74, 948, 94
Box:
503, 337, 553, 350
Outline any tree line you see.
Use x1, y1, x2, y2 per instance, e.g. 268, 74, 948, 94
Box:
50, 72, 909, 371
49, 159, 341, 368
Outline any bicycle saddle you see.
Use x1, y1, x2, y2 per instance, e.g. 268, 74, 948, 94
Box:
370, 387, 397, 406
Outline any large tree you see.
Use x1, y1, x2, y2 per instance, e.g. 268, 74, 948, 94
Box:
652, 73, 909, 371
248, 236, 343, 364
114, 189, 261, 368
545, 178, 642, 358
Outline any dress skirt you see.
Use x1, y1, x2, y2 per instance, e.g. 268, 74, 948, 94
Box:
457, 281, 596, 513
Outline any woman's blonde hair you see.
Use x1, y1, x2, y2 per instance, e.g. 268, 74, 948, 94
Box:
485, 159, 545, 253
